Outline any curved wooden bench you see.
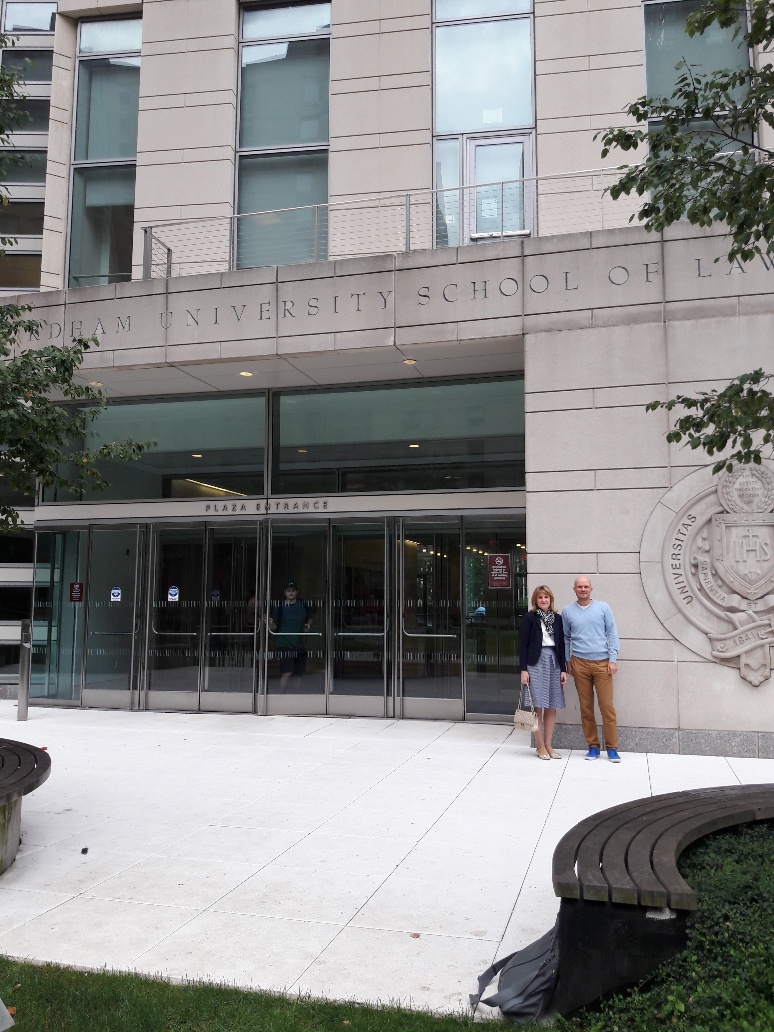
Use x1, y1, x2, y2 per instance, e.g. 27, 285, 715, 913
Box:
0, 739, 51, 876
550, 783, 774, 1015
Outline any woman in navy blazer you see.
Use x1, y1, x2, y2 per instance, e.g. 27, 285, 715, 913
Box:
519, 585, 567, 760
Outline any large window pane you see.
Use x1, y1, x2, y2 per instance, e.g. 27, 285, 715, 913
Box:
47, 395, 266, 502
240, 39, 329, 149
0, 201, 44, 236
243, 3, 331, 40
645, 0, 749, 98
435, 19, 533, 133
75, 57, 141, 160
273, 379, 525, 494
1, 49, 54, 82
6, 98, 50, 132
80, 18, 143, 55
4, 3, 56, 33
436, 0, 531, 17
0, 252, 41, 289
0, 150, 47, 184
238, 152, 328, 268
68, 165, 135, 288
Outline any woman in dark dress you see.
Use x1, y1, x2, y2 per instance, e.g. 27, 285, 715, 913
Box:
519, 585, 567, 760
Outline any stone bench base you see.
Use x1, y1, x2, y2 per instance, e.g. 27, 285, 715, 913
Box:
0, 795, 21, 875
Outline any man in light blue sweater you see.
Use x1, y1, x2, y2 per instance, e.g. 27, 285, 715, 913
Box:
561, 576, 621, 762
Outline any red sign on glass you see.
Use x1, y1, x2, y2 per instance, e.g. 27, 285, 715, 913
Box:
488, 554, 512, 590
69, 582, 84, 603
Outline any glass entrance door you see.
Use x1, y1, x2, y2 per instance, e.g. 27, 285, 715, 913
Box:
463, 519, 527, 718
265, 523, 327, 714
146, 528, 205, 710
398, 520, 463, 719
202, 528, 259, 712
82, 527, 145, 709
330, 522, 387, 716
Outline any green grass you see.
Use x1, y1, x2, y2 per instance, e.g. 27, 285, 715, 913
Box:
0, 961, 476, 1032
556, 820, 774, 1031
2, 822, 773, 1031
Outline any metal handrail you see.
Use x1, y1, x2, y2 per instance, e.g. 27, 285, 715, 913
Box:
141, 165, 635, 280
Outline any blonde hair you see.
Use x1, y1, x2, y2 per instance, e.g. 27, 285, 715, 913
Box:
530, 585, 557, 613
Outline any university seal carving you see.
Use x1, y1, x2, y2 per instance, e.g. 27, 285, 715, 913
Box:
641, 464, 774, 686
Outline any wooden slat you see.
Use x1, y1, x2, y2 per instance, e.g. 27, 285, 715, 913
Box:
552, 789, 688, 899
653, 796, 774, 909
601, 787, 757, 905
554, 784, 774, 911
0, 739, 51, 802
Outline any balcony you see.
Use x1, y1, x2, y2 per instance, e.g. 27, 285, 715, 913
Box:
142, 167, 638, 280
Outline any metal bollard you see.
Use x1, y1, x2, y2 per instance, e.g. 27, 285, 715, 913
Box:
17, 619, 31, 722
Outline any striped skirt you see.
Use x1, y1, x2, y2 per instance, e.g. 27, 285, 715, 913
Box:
526, 646, 566, 710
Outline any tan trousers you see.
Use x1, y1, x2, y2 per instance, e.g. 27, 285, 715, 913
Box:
570, 657, 617, 750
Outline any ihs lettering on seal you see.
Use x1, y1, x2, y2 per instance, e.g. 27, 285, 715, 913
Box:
679, 466, 774, 686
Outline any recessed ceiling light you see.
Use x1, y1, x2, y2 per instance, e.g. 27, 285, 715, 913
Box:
192, 453, 203, 458
403, 358, 417, 365
239, 371, 253, 377
89, 381, 103, 387
409, 443, 420, 449
297, 449, 308, 454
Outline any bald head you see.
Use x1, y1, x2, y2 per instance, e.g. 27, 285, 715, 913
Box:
573, 577, 593, 605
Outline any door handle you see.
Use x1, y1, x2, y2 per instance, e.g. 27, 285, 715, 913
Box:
206, 632, 254, 638
151, 624, 197, 637
267, 629, 322, 638
336, 629, 384, 636
402, 630, 458, 639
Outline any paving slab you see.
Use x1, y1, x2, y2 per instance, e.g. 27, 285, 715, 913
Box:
0, 701, 766, 1015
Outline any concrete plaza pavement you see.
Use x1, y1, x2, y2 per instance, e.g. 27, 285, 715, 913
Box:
2, 701, 773, 1015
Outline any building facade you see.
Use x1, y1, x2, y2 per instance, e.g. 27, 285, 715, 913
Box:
1, 0, 773, 754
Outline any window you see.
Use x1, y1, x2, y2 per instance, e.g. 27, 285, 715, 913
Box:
0, 149, 47, 183
3, 3, 56, 33
68, 18, 141, 288
5, 98, 50, 132
0, 252, 42, 288
237, 3, 331, 269
46, 394, 266, 502
433, 0, 535, 245
643, 2, 751, 166
644, 0, 749, 99
1, 49, 54, 83
272, 378, 525, 494
0, 201, 44, 236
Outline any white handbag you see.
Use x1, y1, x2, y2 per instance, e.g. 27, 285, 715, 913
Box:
514, 685, 539, 733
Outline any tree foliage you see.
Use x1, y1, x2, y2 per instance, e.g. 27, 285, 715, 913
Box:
646, 369, 774, 474
598, 0, 774, 264
0, 305, 150, 531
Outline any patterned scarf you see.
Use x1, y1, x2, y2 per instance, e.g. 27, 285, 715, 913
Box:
538, 608, 555, 635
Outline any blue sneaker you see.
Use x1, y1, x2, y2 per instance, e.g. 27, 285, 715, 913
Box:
607, 748, 622, 763
585, 747, 600, 760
